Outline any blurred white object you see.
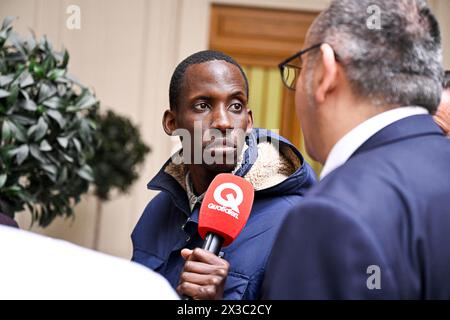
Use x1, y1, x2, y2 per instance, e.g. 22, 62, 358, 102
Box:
0, 225, 178, 300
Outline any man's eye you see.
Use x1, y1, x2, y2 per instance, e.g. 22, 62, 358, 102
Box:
193, 103, 210, 111
229, 103, 243, 112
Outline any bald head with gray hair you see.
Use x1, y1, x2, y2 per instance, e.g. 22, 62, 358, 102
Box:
306, 0, 444, 113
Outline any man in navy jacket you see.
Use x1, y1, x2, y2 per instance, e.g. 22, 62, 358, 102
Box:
132, 51, 316, 299
263, 0, 450, 299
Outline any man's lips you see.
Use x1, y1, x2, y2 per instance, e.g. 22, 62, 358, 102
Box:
204, 139, 237, 152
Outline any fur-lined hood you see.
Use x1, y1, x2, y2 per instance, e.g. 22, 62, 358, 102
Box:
147, 128, 316, 213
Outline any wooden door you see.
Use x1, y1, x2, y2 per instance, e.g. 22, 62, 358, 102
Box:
209, 4, 321, 174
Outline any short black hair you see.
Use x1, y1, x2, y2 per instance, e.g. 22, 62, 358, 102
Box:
444, 71, 450, 89
169, 50, 249, 110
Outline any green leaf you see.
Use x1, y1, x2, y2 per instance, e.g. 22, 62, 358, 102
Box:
0, 30, 7, 44
76, 91, 97, 109
1, 16, 16, 31
41, 164, 58, 182
8, 120, 27, 142
2, 120, 12, 141
66, 105, 79, 112
24, 35, 37, 52
42, 53, 55, 74
62, 50, 69, 68
47, 68, 65, 81
57, 136, 69, 148
43, 36, 53, 51
10, 114, 35, 126
0, 75, 14, 86
20, 88, 30, 100
18, 90, 38, 111
47, 109, 65, 128
16, 144, 30, 166
27, 124, 36, 138
56, 84, 67, 97
17, 189, 33, 202
0, 145, 15, 159
0, 29, 7, 43
7, 32, 25, 56
61, 152, 74, 163
73, 138, 82, 153
38, 83, 56, 103
0, 174, 7, 188
6, 84, 19, 106
77, 165, 94, 182
41, 164, 57, 175
36, 105, 45, 114
15, 62, 26, 73
34, 117, 48, 141
21, 98, 37, 111
57, 166, 68, 184
32, 64, 44, 78
0, 89, 10, 98
29, 144, 47, 163
43, 96, 62, 109
46, 152, 60, 166
79, 119, 92, 143
19, 70, 34, 88
5, 185, 21, 193
39, 139, 52, 152
88, 119, 97, 130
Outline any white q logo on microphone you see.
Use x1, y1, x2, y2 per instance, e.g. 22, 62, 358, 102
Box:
213, 183, 243, 213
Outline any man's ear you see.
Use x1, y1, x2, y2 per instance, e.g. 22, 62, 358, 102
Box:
315, 43, 338, 104
246, 109, 253, 134
162, 109, 177, 136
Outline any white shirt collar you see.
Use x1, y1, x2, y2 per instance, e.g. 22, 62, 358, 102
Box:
320, 106, 429, 180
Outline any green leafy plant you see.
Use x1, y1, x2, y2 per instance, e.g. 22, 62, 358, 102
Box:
89, 110, 150, 201
0, 17, 98, 226
88, 110, 150, 249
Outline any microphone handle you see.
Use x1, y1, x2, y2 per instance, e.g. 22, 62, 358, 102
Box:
201, 232, 224, 256
182, 233, 224, 300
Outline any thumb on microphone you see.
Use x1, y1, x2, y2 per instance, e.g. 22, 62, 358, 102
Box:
181, 248, 193, 260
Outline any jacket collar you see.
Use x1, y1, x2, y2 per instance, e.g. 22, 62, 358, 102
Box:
353, 114, 444, 157
147, 128, 316, 217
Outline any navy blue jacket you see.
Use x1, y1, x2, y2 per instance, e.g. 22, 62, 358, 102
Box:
263, 115, 450, 299
131, 129, 316, 299
0, 213, 18, 228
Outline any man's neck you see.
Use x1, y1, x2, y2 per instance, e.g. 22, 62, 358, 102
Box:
319, 102, 393, 163
187, 164, 218, 195
319, 105, 429, 179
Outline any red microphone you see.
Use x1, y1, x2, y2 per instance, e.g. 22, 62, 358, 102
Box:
198, 173, 254, 255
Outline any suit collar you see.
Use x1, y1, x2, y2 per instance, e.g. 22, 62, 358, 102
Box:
353, 114, 444, 157
321, 107, 429, 179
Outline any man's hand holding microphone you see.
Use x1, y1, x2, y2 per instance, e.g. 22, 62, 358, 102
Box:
176, 174, 254, 300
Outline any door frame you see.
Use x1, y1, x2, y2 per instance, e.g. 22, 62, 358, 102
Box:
176, 0, 330, 62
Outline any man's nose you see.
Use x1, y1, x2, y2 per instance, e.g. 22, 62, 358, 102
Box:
211, 106, 232, 133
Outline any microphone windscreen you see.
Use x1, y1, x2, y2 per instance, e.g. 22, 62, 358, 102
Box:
198, 173, 254, 247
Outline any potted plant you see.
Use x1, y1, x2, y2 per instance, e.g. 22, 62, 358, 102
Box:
0, 17, 98, 227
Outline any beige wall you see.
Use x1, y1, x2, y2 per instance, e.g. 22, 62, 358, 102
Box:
3, 0, 181, 258
2, 0, 449, 259
429, 0, 450, 69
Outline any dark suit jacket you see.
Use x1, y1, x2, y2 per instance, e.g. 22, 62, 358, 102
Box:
262, 115, 450, 299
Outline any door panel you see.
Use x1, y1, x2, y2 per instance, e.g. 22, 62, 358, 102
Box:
210, 4, 322, 174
